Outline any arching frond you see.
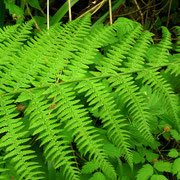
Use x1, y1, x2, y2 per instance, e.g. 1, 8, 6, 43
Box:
0, 95, 43, 180
0, 15, 92, 93
124, 30, 154, 70
96, 23, 143, 75
147, 26, 172, 65
63, 22, 117, 80
137, 69, 180, 132
16, 90, 80, 180
166, 61, 180, 76
76, 79, 133, 167
44, 84, 117, 179
108, 74, 154, 143
0, 20, 33, 59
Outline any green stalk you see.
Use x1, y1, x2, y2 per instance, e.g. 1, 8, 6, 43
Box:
50, 0, 79, 26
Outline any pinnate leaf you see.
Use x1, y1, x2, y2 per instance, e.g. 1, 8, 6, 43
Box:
170, 129, 180, 140
150, 175, 168, 180
81, 161, 99, 174
136, 164, 153, 180
89, 172, 106, 180
172, 158, 180, 179
168, 149, 179, 158
154, 160, 172, 172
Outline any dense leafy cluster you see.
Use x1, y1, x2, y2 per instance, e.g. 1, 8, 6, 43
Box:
0, 14, 180, 180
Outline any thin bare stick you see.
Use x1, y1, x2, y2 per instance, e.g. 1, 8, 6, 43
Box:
40, 7, 46, 16
47, 0, 49, 30
113, 1, 162, 18
91, 1, 105, 15
24, 0, 41, 31
68, 0, 72, 21
109, 0, 112, 25
155, 0, 169, 16
166, 0, 172, 27
77, 0, 107, 19
134, 0, 144, 26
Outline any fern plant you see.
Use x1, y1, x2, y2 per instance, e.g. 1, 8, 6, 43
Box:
0, 14, 180, 180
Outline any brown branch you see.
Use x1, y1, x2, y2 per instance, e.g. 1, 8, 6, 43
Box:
113, 1, 163, 18
24, 0, 41, 32
134, 0, 144, 26
166, 0, 172, 27
77, 0, 107, 19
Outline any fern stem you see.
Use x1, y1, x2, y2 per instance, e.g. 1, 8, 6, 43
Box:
74, 151, 88, 162
70, 143, 79, 169
1, 61, 180, 98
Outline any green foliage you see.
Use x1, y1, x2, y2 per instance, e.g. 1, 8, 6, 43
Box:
172, 158, 180, 179
27, 0, 41, 10
150, 175, 168, 180
0, 14, 180, 180
154, 161, 172, 172
136, 164, 154, 180
4, 0, 26, 24
3, 0, 80, 29
50, 0, 79, 26
168, 149, 179, 158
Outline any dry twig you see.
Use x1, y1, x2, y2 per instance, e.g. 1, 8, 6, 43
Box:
24, 0, 41, 31
68, 0, 72, 21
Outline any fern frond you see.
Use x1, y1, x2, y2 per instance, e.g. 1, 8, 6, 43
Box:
75, 79, 133, 167
108, 74, 154, 143
136, 164, 153, 180
0, 21, 34, 94
166, 62, 180, 76
16, 90, 80, 180
112, 17, 139, 40
124, 30, 153, 70
0, 14, 179, 179
96, 23, 143, 75
137, 69, 180, 132
63, 21, 116, 80
0, 20, 33, 59
165, 53, 180, 76
44, 84, 117, 179
0, 15, 92, 93
0, 156, 8, 179
147, 27, 172, 65
0, 95, 43, 180
0, 24, 19, 42
81, 161, 99, 174
85, 24, 116, 48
